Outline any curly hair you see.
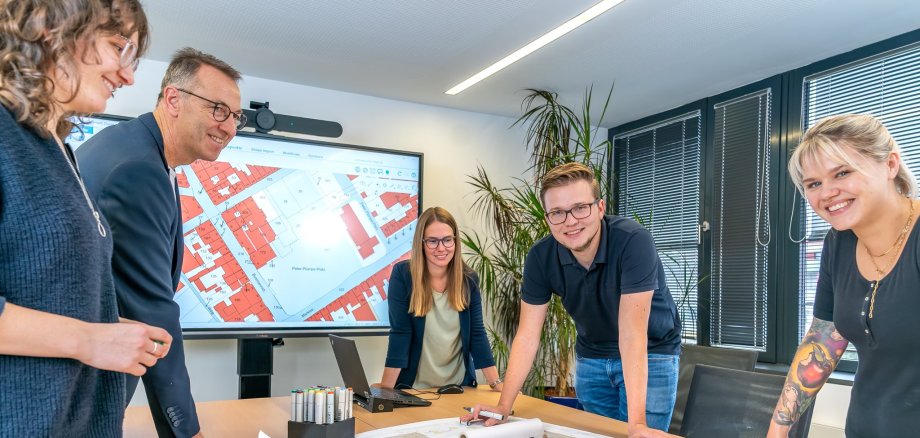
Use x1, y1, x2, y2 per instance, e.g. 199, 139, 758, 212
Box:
0, 0, 149, 139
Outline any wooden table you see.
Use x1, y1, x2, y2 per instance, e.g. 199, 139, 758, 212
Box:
124, 387, 628, 437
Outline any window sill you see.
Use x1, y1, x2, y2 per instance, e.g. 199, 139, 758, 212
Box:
754, 362, 854, 387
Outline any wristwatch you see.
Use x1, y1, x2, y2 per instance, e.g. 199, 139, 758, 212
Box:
488, 377, 503, 389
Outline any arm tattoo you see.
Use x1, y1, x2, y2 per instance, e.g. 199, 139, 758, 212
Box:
773, 318, 848, 426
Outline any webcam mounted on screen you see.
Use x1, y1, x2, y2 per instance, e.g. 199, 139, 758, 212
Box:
243, 101, 343, 138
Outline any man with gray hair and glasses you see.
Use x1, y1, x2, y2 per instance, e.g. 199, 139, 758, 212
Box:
77, 47, 245, 438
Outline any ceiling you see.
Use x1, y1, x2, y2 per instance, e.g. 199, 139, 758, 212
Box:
141, 0, 920, 128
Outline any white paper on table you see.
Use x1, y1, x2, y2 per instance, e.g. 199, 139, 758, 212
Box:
354, 417, 611, 438
460, 418, 543, 437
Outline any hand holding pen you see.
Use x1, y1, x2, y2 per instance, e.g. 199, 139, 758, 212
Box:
459, 404, 511, 427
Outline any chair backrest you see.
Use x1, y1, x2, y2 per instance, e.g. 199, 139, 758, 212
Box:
679, 364, 814, 438
669, 345, 759, 434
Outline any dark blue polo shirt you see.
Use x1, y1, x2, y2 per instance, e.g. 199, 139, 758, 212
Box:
522, 215, 681, 359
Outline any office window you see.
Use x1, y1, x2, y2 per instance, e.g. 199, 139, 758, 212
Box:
710, 89, 773, 351
614, 111, 702, 342
798, 41, 920, 361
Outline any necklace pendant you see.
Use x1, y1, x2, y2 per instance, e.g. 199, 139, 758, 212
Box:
94, 212, 106, 238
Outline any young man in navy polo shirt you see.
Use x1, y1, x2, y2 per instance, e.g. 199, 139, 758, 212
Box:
465, 162, 681, 436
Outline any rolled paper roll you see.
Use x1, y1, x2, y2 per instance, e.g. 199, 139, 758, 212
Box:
461, 418, 543, 438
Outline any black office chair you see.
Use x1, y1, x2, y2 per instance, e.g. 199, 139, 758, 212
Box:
669, 344, 759, 434
680, 364, 814, 438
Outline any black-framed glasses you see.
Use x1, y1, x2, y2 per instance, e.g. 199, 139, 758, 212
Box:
175, 88, 248, 130
545, 199, 599, 225
114, 34, 139, 71
423, 236, 456, 249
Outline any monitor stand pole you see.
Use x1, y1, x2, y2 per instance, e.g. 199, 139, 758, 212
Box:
238, 338, 274, 399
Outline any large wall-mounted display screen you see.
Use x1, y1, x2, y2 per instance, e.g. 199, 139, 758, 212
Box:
69, 115, 421, 337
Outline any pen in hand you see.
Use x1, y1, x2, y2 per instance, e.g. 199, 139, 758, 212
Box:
462, 406, 511, 421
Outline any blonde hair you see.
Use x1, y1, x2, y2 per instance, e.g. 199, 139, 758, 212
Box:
540, 162, 601, 207
408, 207, 470, 316
0, 0, 149, 138
789, 114, 917, 198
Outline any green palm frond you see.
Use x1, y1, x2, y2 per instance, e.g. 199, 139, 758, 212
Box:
464, 86, 614, 397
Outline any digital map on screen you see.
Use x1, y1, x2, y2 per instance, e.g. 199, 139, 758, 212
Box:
70, 118, 420, 330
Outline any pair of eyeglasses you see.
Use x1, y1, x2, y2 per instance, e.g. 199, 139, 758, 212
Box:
175, 88, 248, 130
114, 34, 139, 71
545, 199, 599, 225
423, 236, 455, 249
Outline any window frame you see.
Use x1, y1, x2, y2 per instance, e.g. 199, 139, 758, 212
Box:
610, 100, 707, 344
704, 76, 783, 362
610, 27, 920, 372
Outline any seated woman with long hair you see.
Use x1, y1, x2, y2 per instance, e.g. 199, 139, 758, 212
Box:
379, 207, 503, 391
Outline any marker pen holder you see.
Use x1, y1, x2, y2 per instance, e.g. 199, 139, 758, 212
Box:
288, 416, 355, 438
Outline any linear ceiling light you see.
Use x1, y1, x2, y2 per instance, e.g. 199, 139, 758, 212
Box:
445, 0, 626, 95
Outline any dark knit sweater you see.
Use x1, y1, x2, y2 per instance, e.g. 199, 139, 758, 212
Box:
0, 107, 125, 436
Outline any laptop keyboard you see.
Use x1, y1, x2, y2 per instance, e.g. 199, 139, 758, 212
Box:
369, 387, 431, 406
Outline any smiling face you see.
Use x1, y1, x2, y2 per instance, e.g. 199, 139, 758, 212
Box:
801, 144, 899, 234
172, 64, 241, 164
53, 32, 138, 115
543, 179, 605, 256
422, 221, 456, 272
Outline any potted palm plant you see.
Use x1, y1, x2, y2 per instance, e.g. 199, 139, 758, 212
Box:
463, 86, 613, 399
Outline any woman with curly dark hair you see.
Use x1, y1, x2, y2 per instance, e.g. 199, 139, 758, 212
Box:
0, 1, 173, 435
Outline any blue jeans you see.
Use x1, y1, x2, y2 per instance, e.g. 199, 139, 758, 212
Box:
575, 353, 679, 431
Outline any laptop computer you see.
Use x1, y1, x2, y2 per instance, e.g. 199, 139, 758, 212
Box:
328, 334, 432, 407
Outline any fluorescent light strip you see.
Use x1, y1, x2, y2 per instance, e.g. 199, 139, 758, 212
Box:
445, 0, 625, 95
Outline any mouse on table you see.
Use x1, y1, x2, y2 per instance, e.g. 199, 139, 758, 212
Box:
437, 384, 464, 394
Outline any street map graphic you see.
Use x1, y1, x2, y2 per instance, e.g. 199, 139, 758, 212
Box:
70, 118, 420, 329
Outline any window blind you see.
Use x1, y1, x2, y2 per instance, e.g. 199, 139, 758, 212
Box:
614, 111, 702, 342
711, 89, 773, 350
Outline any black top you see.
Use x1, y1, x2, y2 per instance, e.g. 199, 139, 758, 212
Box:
0, 107, 124, 436
814, 224, 920, 438
76, 113, 200, 437
384, 261, 495, 388
522, 215, 681, 358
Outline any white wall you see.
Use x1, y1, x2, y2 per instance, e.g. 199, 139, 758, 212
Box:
105, 59, 532, 406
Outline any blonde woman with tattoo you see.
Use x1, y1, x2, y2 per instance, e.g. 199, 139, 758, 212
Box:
768, 114, 919, 438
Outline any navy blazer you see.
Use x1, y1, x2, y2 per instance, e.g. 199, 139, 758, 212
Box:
77, 113, 200, 438
384, 260, 495, 388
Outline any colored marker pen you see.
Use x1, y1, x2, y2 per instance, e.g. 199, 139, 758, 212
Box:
325, 390, 335, 423
463, 406, 506, 421
314, 390, 326, 425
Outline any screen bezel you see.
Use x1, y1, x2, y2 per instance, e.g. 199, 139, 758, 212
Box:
74, 113, 423, 339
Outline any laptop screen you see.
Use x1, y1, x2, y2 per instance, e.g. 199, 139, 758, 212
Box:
329, 334, 373, 397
